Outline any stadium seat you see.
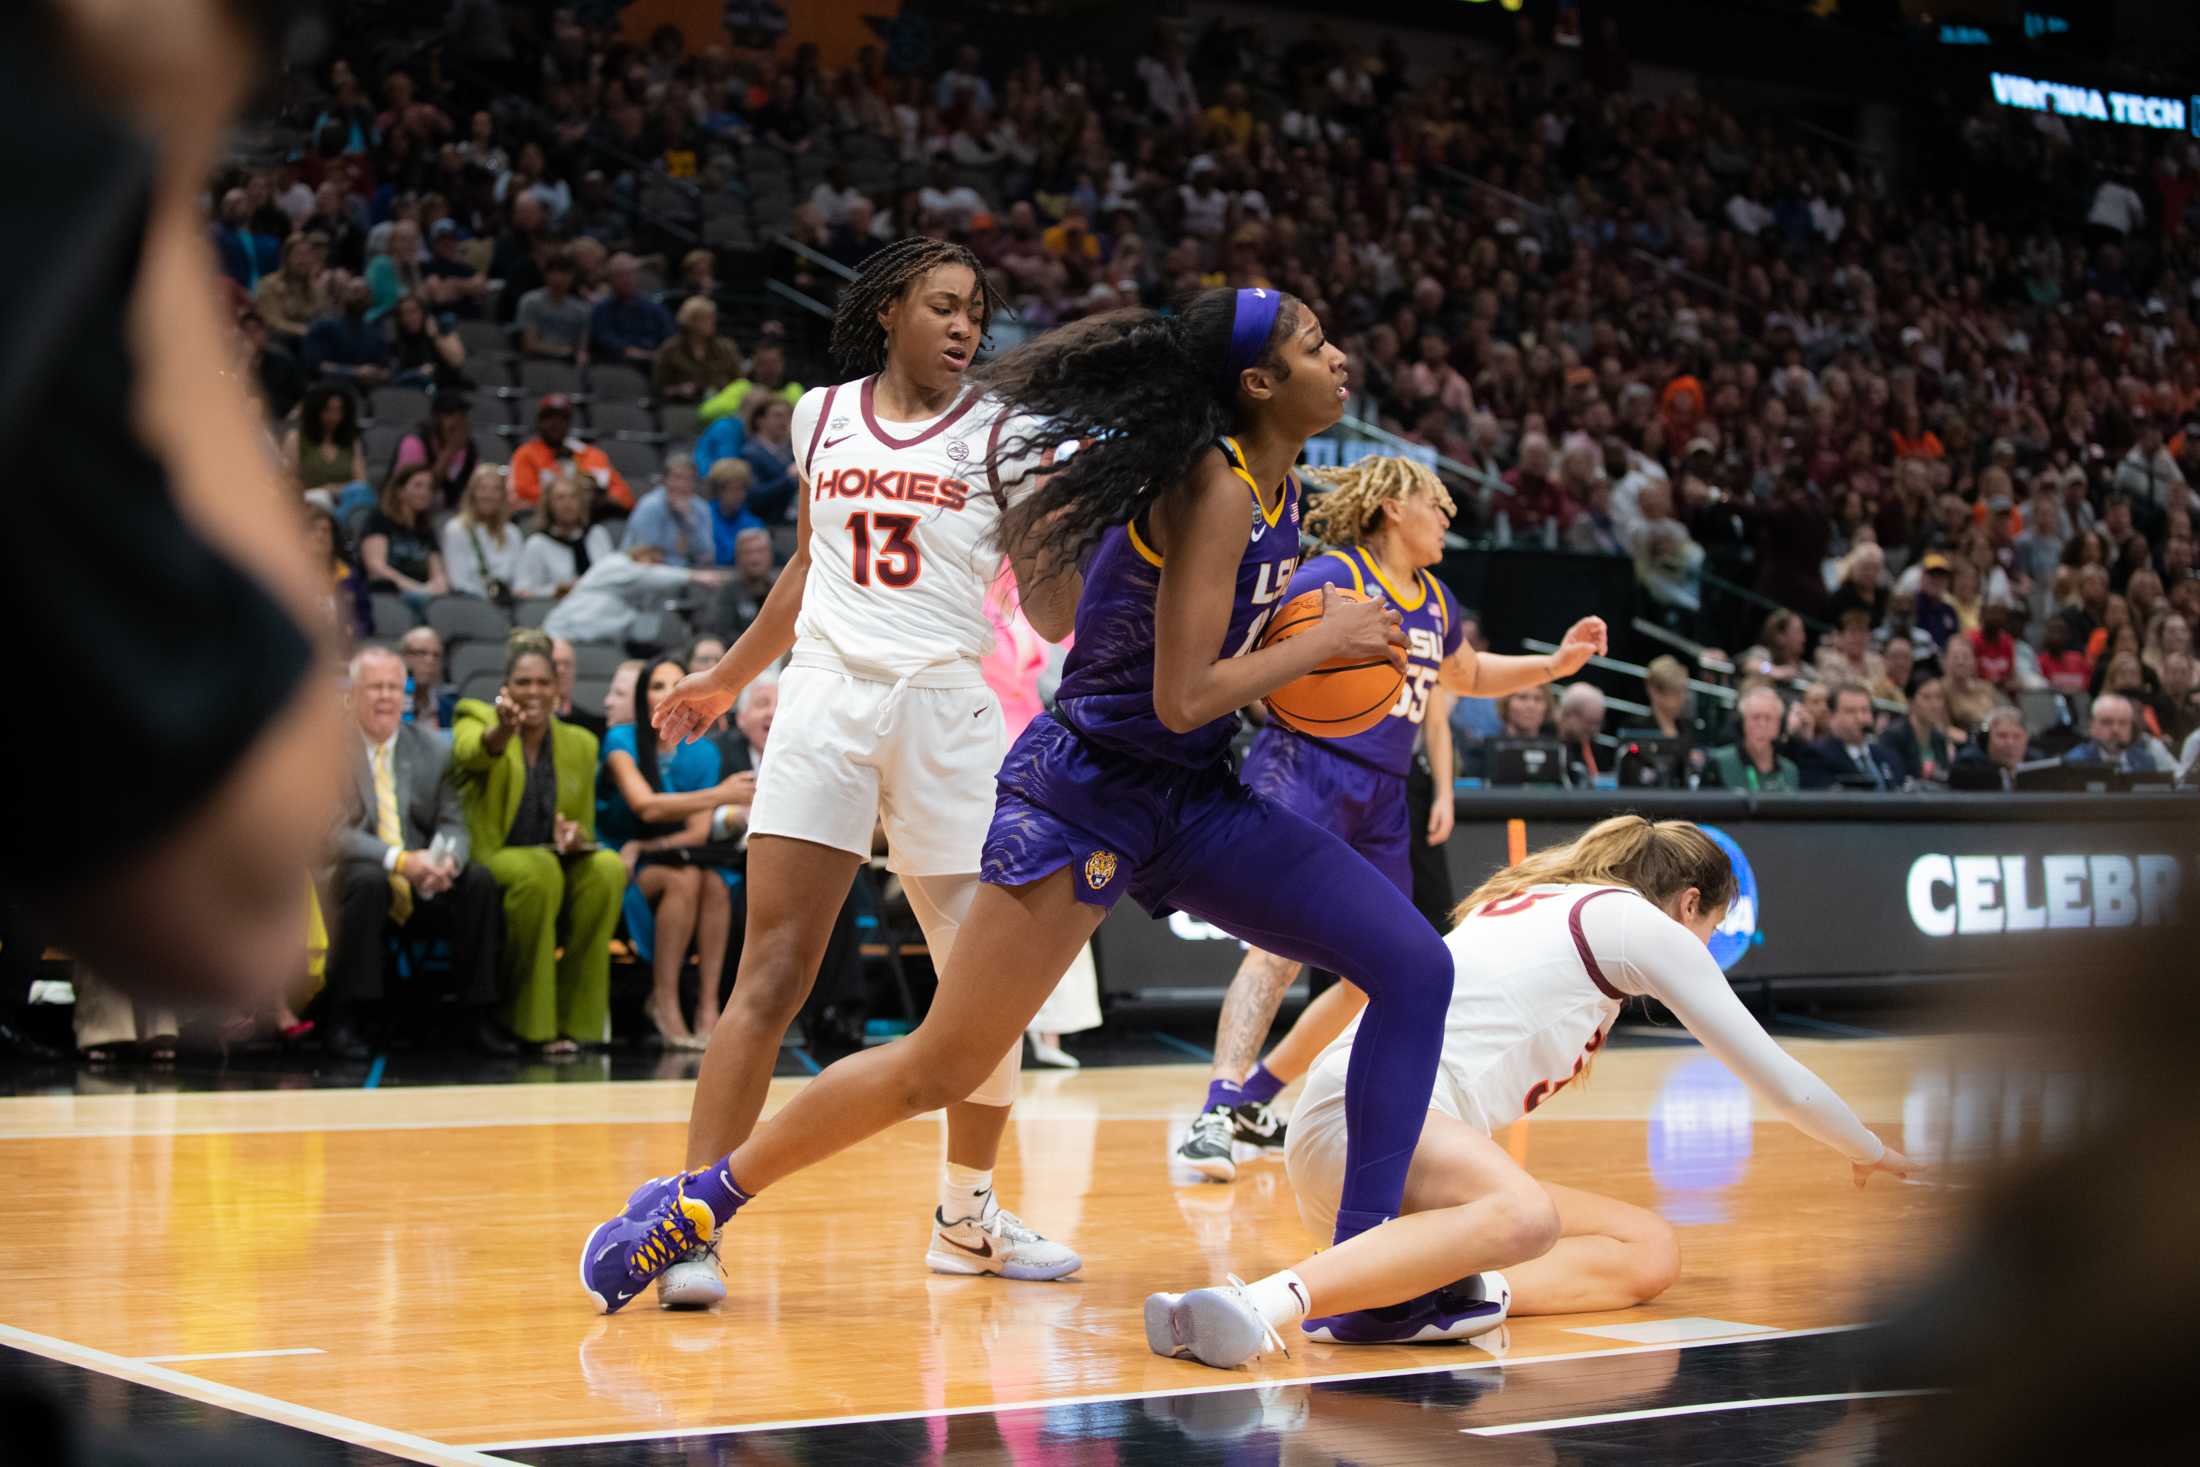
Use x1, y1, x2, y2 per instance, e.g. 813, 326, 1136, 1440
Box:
603, 437, 663, 485
362, 423, 405, 479
448, 641, 506, 688
369, 591, 419, 639
455, 320, 514, 358
512, 599, 554, 629
571, 643, 628, 679
370, 386, 430, 426
457, 669, 503, 706
519, 360, 582, 398
659, 404, 701, 442
426, 595, 513, 647
591, 401, 660, 439
588, 363, 650, 401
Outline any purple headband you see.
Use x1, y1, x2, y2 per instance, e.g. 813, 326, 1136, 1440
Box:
1218, 287, 1282, 394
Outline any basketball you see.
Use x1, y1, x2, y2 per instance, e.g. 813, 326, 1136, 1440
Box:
1258, 587, 1406, 737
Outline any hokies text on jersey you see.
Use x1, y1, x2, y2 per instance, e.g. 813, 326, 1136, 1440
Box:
811, 464, 975, 512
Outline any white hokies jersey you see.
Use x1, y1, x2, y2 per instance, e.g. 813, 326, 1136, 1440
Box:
788, 376, 1042, 687
1303, 882, 1885, 1160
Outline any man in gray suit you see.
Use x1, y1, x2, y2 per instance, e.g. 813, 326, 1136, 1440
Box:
326, 646, 509, 1059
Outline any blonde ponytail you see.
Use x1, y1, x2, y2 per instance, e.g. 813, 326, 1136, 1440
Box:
1302, 455, 1455, 547
1453, 815, 1735, 924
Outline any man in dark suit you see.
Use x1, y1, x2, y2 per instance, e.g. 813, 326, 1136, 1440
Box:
1795, 682, 1901, 790
327, 647, 509, 1059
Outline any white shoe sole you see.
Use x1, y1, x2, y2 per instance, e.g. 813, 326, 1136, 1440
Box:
924, 1240, 1082, 1281
1301, 1309, 1507, 1345
1143, 1289, 1266, 1368
656, 1257, 726, 1309
1176, 1146, 1237, 1182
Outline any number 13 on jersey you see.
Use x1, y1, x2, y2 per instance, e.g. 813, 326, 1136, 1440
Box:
849, 512, 921, 588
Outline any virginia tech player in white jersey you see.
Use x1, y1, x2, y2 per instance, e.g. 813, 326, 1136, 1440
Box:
788, 374, 1041, 681
1141, 819, 1913, 1370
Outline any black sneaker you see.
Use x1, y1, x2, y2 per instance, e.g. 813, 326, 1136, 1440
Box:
1229, 1099, 1287, 1153
1174, 1104, 1238, 1182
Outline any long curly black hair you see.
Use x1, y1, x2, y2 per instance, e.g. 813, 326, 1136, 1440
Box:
979, 286, 1301, 575
828, 236, 1005, 376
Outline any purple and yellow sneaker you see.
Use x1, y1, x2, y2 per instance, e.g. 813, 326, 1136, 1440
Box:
1302, 1271, 1510, 1346
580, 1174, 716, 1315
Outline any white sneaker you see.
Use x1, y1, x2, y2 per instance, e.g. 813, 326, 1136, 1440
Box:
1029, 1037, 1080, 1068
1174, 1105, 1238, 1181
1144, 1275, 1288, 1368
655, 1241, 726, 1309
924, 1193, 1082, 1280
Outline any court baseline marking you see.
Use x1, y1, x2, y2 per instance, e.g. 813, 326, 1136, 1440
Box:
464, 1323, 1868, 1451
0, 1322, 520, 1467
1462, 1388, 1943, 1435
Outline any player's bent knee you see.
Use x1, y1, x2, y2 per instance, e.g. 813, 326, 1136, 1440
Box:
1627, 1217, 1682, 1303
1490, 1185, 1562, 1264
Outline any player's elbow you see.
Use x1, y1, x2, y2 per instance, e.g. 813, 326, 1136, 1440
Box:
1152, 688, 1202, 734
1027, 605, 1074, 643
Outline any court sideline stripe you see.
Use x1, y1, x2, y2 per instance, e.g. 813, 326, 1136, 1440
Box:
0, 1323, 520, 1467
464, 1323, 1870, 1451
1147, 1030, 1214, 1061
1462, 1388, 1942, 1435
139, 1346, 327, 1364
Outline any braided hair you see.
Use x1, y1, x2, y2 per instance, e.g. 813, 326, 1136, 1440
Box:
1302, 455, 1456, 547
980, 286, 1304, 575
827, 236, 1005, 376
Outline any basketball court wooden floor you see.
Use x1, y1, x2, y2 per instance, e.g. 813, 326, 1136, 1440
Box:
0, 1035, 1974, 1463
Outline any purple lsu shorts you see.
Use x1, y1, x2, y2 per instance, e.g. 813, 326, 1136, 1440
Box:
1239, 726, 1412, 897
981, 714, 1277, 915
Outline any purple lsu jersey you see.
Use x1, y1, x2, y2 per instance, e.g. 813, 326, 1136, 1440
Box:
1284, 547, 1463, 777
1052, 436, 1303, 768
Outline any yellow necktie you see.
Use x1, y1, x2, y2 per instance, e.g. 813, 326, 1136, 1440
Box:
374, 743, 414, 923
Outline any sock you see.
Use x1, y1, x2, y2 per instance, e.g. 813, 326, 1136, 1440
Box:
1332, 1207, 1392, 1246
1241, 1269, 1312, 1332
683, 1160, 751, 1227
1240, 1062, 1284, 1106
939, 1163, 993, 1224
1203, 1077, 1246, 1112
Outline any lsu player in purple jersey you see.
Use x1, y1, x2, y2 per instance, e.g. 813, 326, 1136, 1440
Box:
1177, 456, 1606, 1181
580, 288, 1467, 1344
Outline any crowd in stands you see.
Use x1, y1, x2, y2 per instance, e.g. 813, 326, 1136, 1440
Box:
179, 5, 2200, 1056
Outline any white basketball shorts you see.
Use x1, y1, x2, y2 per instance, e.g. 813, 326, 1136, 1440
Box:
747, 662, 1005, 875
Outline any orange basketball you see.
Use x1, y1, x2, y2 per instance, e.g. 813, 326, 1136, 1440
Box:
1258, 587, 1406, 738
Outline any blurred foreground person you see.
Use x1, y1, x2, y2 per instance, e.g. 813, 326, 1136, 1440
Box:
0, 0, 344, 1011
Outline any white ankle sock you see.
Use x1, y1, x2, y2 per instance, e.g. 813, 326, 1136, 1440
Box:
940, 1164, 993, 1223
1241, 1269, 1312, 1332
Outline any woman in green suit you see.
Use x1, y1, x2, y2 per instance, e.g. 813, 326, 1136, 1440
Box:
453, 631, 628, 1051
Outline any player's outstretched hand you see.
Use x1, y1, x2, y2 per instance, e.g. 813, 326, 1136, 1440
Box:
1548, 616, 1609, 677
654, 669, 738, 748
1854, 1145, 1921, 1188
1320, 584, 1407, 666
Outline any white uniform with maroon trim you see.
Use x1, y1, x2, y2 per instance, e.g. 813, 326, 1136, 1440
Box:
750, 375, 1042, 874
1285, 883, 1885, 1239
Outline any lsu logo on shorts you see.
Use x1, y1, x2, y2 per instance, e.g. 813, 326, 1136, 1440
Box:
1082, 850, 1120, 891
